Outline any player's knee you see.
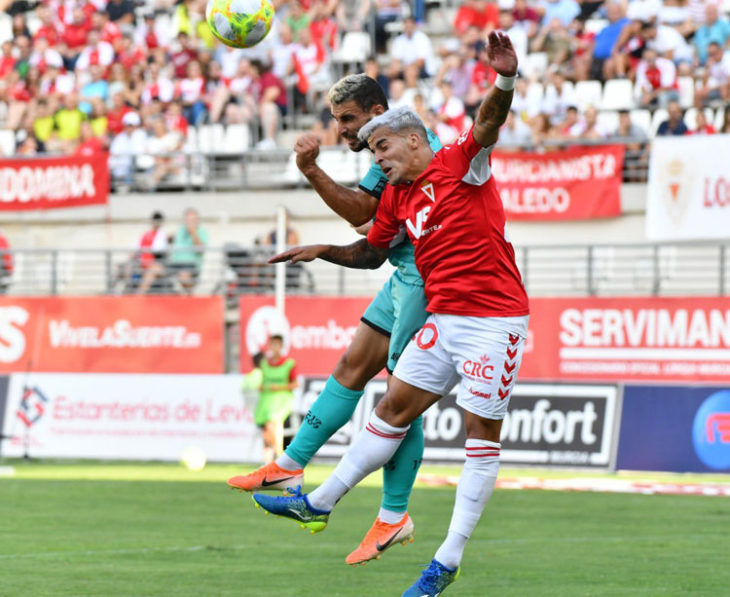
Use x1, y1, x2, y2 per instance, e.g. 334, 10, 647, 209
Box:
332, 349, 369, 390
374, 393, 412, 428
464, 412, 503, 443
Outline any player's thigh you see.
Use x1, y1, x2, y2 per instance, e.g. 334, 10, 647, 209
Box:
445, 315, 529, 423
375, 375, 442, 429
360, 274, 396, 339
332, 321, 389, 390
388, 278, 429, 373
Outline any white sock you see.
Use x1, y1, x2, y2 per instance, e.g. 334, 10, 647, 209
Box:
378, 508, 406, 525
276, 453, 304, 471
434, 439, 500, 570
308, 411, 409, 511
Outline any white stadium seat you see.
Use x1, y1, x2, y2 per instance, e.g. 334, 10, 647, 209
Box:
597, 110, 619, 134
677, 76, 695, 108
223, 124, 251, 154
197, 124, 225, 154
521, 52, 547, 80
333, 32, 371, 65
650, 108, 668, 137
584, 18, 608, 34
714, 108, 725, 130
683, 107, 714, 131
0, 129, 15, 156
600, 78, 634, 111
574, 80, 603, 111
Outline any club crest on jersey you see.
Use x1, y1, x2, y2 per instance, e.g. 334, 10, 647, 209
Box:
420, 180, 435, 202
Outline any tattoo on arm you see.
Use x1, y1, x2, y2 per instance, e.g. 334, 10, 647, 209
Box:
476, 86, 514, 132
319, 238, 388, 269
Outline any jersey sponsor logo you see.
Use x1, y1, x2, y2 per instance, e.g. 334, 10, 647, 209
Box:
405, 205, 432, 239
462, 359, 494, 381
415, 323, 438, 350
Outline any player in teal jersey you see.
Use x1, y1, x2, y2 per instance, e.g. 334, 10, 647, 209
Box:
228, 74, 442, 565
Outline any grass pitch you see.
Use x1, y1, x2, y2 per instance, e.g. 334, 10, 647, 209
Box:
2, 462, 729, 596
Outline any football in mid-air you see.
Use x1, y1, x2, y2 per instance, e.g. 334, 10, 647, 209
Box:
206, 0, 275, 49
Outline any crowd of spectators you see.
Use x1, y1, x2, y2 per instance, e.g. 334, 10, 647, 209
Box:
0, 0, 728, 185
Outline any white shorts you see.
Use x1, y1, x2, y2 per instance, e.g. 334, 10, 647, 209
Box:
393, 313, 529, 420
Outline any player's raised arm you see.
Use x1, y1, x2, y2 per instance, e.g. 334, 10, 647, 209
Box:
472, 31, 518, 148
269, 238, 388, 269
294, 134, 380, 226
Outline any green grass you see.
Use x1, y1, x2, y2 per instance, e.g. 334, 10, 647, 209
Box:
1, 462, 729, 596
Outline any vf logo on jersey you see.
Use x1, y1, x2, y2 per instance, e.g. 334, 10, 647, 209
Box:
406, 206, 432, 239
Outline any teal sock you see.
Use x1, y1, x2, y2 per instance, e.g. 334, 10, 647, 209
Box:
381, 415, 424, 512
285, 375, 363, 467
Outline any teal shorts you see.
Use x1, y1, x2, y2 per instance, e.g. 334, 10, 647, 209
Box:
361, 271, 429, 373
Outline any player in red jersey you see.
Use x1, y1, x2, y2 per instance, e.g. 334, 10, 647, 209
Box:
253, 32, 526, 596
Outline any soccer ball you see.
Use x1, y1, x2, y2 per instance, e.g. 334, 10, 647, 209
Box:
181, 446, 207, 471
206, 0, 275, 49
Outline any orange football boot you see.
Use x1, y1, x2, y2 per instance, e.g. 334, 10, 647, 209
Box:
228, 462, 304, 492
345, 513, 415, 566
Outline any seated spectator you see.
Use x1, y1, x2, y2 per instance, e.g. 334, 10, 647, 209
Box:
512, 0, 540, 39
250, 59, 287, 150
286, 0, 311, 41
291, 25, 331, 99
168, 208, 209, 294
80, 64, 110, 112
693, 4, 730, 66
612, 110, 648, 182
569, 105, 609, 139
109, 111, 148, 186
54, 92, 86, 150
75, 29, 115, 72
639, 20, 693, 73
530, 111, 556, 147
373, 0, 404, 54
309, 0, 338, 51
433, 81, 466, 144
531, 17, 574, 69
336, 0, 371, 34
635, 48, 679, 109
541, 68, 577, 124
656, 100, 688, 136
694, 42, 730, 107
177, 60, 207, 125
589, 0, 630, 81
121, 211, 169, 294
0, 228, 13, 294
144, 118, 185, 188
465, 40, 496, 117
364, 57, 390, 97
498, 9, 528, 68
499, 109, 533, 148
74, 121, 105, 156
687, 110, 716, 135
310, 93, 339, 146
453, 0, 499, 37
387, 17, 436, 80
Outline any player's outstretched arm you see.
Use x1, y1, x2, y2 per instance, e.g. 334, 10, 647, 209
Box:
295, 134, 379, 226
472, 31, 518, 148
269, 238, 388, 269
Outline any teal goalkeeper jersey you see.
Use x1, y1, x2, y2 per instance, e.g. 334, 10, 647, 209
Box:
358, 128, 442, 286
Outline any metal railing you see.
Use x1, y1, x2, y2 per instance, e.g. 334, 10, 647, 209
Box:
1, 242, 727, 301
109, 138, 651, 193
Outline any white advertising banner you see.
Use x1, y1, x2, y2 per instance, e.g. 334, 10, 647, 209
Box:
0, 374, 262, 462
646, 134, 730, 241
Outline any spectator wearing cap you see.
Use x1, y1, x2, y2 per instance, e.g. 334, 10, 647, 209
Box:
387, 17, 436, 80
109, 111, 148, 185
693, 4, 730, 67
656, 100, 688, 136
635, 47, 678, 109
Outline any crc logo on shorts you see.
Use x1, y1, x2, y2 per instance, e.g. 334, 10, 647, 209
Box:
414, 323, 438, 350
462, 354, 494, 382
245, 306, 291, 356
692, 390, 730, 470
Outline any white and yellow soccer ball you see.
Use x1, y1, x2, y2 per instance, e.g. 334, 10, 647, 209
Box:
206, 0, 275, 49
181, 446, 207, 471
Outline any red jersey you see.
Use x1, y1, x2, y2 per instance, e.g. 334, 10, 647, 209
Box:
367, 126, 529, 318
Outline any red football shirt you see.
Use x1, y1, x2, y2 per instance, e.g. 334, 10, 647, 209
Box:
367, 126, 529, 318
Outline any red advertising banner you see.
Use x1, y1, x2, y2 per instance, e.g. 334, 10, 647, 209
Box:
0, 296, 223, 373
492, 145, 625, 220
0, 153, 109, 210
521, 297, 730, 384
243, 296, 730, 385
240, 296, 372, 376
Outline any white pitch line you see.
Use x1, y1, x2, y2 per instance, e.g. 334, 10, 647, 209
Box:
0, 544, 249, 561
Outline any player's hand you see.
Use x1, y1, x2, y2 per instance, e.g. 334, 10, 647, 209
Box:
294, 134, 321, 173
268, 244, 325, 264
486, 31, 518, 78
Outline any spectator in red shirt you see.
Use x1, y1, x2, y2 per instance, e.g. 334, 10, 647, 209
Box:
0, 41, 15, 78
453, 0, 499, 36
107, 91, 133, 135
0, 229, 13, 293
309, 0, 338, 51
177, 60, 207, 125
75, 120, 106, 155
91, 12, 122, 45
250, 59, 287, 150
170, 32, 198, 79
465, 40, 496, 117
61, 7, 91, 53
33, 5, 60, 46
688, 110, 716, 135
512, 0, 540, 38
